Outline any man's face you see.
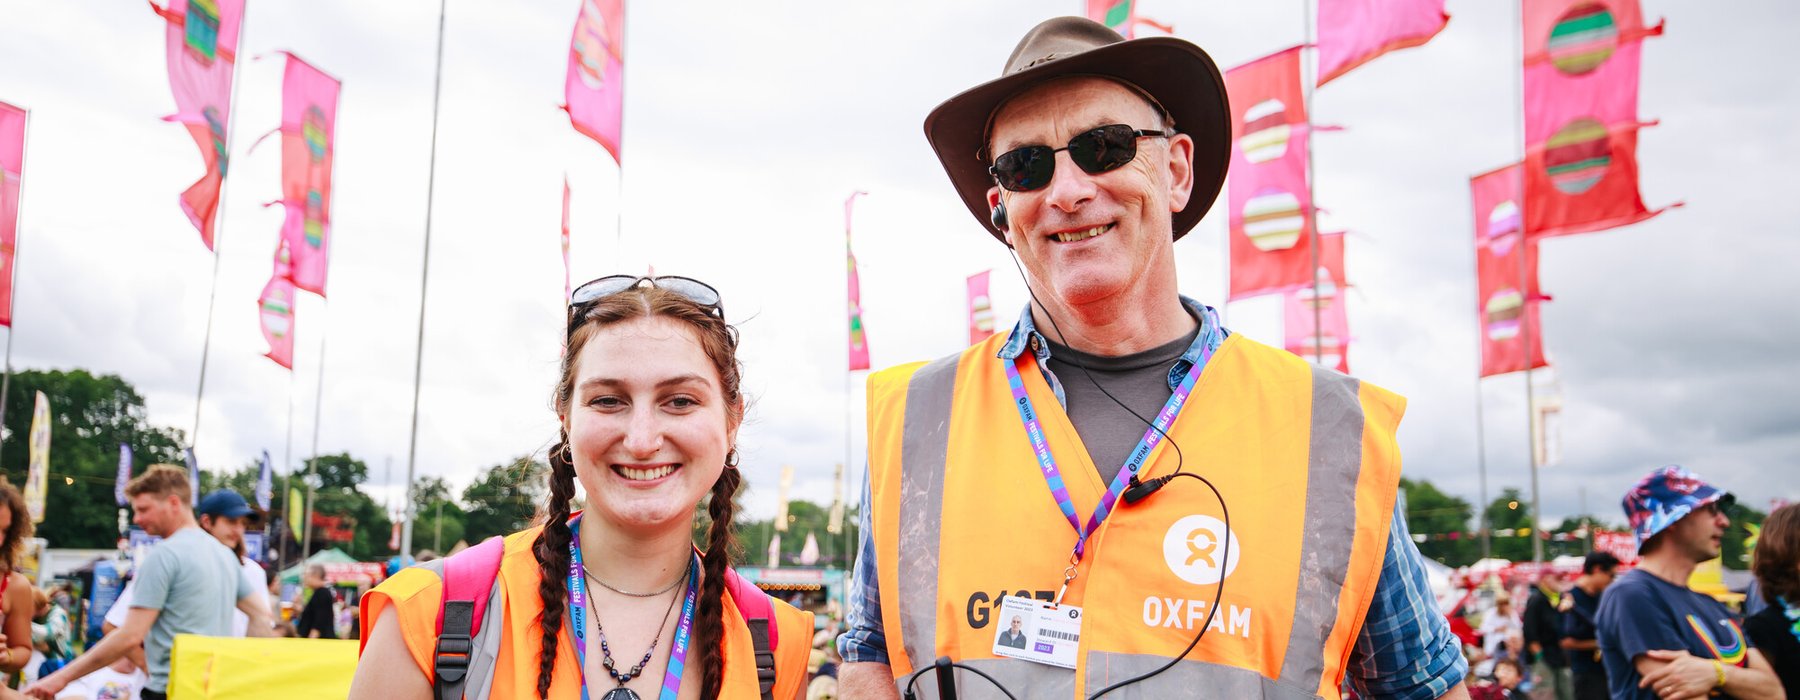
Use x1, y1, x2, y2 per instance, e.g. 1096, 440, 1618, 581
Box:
201, 513, 249, 552
1592, 566, 1616, 590
131, 492, 183, 537
986, 77, 1195, 310
1010, 616, 1022, 633
1664, 501, 1730, 562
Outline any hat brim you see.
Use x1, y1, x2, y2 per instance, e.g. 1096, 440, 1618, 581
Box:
924, 36, 1231, 244
1634, 490, 1734, 554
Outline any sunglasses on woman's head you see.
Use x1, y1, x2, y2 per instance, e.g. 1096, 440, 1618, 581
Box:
569, 275, 725, 316
988, 124, 1176, 192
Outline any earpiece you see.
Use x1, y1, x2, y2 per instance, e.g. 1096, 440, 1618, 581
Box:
990, 199, 1009, 231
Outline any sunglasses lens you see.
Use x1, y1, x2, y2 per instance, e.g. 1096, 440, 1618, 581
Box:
656, 277, 723, 308
570, 275, 638, 305
1069, 125, 1139, 175
992, 146, 1054, 192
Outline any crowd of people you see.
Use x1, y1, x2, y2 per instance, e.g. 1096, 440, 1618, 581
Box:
1453, 467, 1797, 700
0, 466, 363, 700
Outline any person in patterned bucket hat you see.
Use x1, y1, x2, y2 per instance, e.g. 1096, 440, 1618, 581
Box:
1594, 466, 1783, 699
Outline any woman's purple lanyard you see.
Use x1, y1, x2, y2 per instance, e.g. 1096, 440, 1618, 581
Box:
565, 514, 699, 700
1004, 308, 1223, 605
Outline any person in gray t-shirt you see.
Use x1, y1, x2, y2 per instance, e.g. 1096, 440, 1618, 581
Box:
24, 466, 271, 699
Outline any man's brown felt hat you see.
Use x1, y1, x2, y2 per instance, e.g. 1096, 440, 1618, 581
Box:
923, 16, 1231, 243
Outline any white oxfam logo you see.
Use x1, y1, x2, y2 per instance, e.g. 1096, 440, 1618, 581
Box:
1162, 515, 1241, 585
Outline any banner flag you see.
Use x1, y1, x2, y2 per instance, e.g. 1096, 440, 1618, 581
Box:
800, 532, 820, 566
564, 0, 626, 163
116, 443, 134, 507
966, 270, 994, 345
0, 103, 25, 329
561, 176, 573, 302
25, 391, 49, 523
183, 447, 201, 506
275, 53, 339, 296
151, 0, 246, 251
1282, 233, 1350, 374
287, 486, 304, 539
1316, 0, 1450, 86
255, 449, 273, 511
1225, 48, 1317, 300
1086, 0, 1135, 38
845, 191, 870, 371
1521, 0, 1669, 237
1472, 165, 1549, 378
258, 241, 297, 369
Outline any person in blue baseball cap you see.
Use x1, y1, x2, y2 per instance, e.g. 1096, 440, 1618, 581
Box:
1593, 466, 1782, 699
196, 490, 272, 639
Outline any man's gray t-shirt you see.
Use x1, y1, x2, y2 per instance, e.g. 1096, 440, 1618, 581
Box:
131, 526, 254, 691
1045, 323, 1199, 486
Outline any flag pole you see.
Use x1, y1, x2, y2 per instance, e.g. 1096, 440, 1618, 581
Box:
276, 360, 295, 572
401, 0, 450, 563
1513, 0, 1544, 564
301, 303, 329, 559
1474, 370, 1492, 560
0, 108, 30, 466
1302, 0, 1324, 366
614, 0, 629, 263
189, 9, 251, 457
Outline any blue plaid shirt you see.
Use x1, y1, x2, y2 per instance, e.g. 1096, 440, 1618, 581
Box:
837, 297, 1468, 700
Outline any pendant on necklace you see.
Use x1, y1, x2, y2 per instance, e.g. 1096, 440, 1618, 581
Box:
602, 687, 641, 700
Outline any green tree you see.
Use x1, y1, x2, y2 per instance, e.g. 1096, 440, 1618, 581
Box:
1400, 478, 1479, 567
1483, 488, 1536, 562
0, 370, 185, 548
409, 475, 466, 553
460, 457, 548, 544
297, 453, 392, 559
735, 500, 860, 569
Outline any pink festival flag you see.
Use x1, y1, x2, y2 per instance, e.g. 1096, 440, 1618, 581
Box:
1316, 0, 1450, 86
275, 53, 340, 296
564, 0, 626, 163
561, 177, 573, 302
258, 240, 297, 369
966, 270, 995, 345
0, 102, 25, 328
151, 0, 245, 251
1521, 0, 1668, 238
1281, 233, 1350, 374
1225, 48, 1317, 300
845, 191, 869, 371
1472, 165, 1548, 378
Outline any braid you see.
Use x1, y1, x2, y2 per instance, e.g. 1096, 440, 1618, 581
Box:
694, 467, 742, 700
532, 440, 578, 698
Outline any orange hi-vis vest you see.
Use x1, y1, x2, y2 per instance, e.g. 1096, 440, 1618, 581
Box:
866, 332, 1403, 699
361, 525, 813, 699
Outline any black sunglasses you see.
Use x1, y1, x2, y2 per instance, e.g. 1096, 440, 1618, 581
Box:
569, 275, 724, 317
988, 124, 1176, 192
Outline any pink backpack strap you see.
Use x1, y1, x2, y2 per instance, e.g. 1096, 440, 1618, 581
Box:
723, 567, 778, 700
432, 536, 506, 700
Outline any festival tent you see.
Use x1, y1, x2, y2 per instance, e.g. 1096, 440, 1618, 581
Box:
277, 548, 385, 587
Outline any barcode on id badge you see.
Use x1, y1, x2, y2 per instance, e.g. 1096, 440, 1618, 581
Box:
1040, 629, 1079, 642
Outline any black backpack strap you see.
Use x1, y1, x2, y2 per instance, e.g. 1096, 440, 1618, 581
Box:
745, 616, 776, 700
435, 600, 475, 700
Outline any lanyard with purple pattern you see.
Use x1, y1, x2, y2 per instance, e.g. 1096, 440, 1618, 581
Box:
566, 514, 700, 700
1003, 308, 1222, 604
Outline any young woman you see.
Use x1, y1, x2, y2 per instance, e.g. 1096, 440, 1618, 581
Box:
1746, 503, 1800, 698
351, 277, 812, 699
0, 481, 37, 676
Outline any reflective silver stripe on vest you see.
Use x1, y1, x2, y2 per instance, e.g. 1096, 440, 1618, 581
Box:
1083, 652, 1321, 700
896, 353, 962, 675
1275, 366, 1366, 693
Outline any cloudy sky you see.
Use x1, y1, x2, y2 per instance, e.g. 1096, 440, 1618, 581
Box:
3, 0, 1794, 541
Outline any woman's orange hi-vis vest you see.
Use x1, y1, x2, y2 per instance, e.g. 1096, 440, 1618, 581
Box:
866, 333, 1402, 699
360, 526, 812, 699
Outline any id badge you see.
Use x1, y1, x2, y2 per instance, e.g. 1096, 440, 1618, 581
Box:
990, 594, 1082, 669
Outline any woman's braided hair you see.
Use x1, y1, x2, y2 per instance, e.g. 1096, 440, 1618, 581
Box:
536, 285, 745, 699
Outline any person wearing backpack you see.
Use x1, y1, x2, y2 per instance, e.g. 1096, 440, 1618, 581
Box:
350, 276, 812, 700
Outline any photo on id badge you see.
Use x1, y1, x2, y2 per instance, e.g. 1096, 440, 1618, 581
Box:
991, 594, 1082, 669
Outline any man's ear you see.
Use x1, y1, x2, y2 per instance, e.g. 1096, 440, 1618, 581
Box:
1165, 133, 1195, 214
